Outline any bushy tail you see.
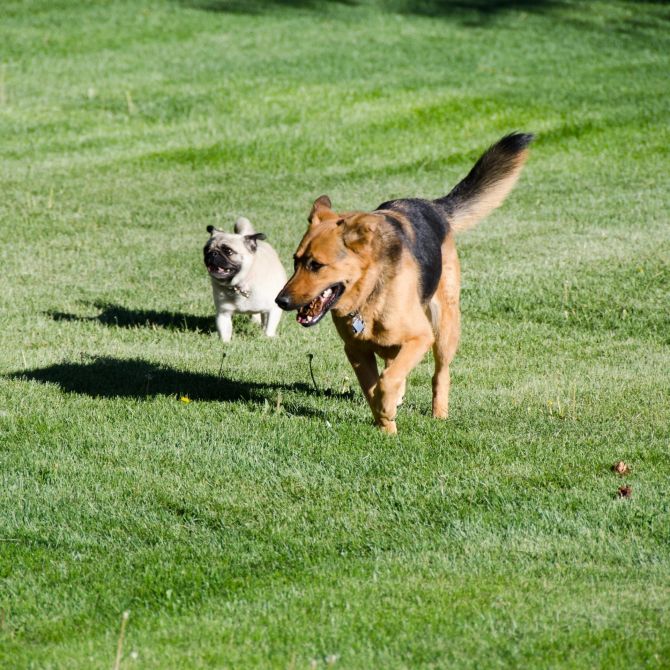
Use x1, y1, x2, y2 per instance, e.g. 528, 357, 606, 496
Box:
434, 132, 534, 233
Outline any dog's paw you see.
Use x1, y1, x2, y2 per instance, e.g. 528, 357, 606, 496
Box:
377, 418, 398, 435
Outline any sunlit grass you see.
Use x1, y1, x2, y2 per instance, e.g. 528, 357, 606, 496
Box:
1, 1, 669, 667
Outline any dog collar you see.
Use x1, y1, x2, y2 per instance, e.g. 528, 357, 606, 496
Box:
231, 284, 250, 299
348, 310, 365, 335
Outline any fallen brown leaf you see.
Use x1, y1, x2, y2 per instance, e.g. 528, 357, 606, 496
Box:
611, 461, 631, 475
617, 485, 632, 498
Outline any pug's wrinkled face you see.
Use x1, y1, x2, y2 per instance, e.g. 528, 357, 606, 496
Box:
203, 225, 265, 283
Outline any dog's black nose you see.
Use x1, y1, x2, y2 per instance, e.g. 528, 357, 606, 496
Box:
275, 293, 292, 310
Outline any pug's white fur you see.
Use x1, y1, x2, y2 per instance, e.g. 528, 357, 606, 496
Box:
204, 217, 287, 342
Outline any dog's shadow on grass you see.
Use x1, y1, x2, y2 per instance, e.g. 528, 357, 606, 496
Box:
10, 356, 351, 418
49, 302, 215, 334
182, 0, 558, 18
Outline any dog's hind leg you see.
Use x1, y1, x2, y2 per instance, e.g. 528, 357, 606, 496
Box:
263, 305, 282, 337
251, 313, 263, 327
431, 302, 460, 419
430, 236, 461, 419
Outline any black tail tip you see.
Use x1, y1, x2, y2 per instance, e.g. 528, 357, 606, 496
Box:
497, 132, 535, 152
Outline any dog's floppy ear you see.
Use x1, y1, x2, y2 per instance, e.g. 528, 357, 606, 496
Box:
234, 217, 255, 236
206, 225, 217, 235
308, 195, 333, 226
243, 232, 266, 253
340, 214, 379, 252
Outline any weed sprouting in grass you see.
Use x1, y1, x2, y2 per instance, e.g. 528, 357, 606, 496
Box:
218, 350, 227, 377
125, 91, 137, 116
307, 353, 319, 394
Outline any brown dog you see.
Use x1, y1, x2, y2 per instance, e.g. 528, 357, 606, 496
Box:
276, 133, 533, 434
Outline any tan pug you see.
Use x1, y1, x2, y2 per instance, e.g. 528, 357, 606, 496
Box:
204, 217, 287, 342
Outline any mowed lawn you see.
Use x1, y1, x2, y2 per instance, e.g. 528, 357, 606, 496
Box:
1, 0, 669, 667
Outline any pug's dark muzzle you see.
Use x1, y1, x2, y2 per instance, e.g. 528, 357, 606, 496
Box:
204, 250, 239, 281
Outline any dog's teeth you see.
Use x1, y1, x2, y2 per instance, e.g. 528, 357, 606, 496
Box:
323, 288, 332, 298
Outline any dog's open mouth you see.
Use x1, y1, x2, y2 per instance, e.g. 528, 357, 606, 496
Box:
297, 283, 344, 327
207, 264, 236, 280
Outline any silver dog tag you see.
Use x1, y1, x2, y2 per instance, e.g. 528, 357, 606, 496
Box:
351, 314, 365, 335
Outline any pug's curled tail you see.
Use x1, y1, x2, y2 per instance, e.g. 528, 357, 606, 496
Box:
434, 132, 534, 233
234, 217, 256, 235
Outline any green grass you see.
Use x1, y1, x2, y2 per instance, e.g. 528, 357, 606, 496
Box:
1, 0, 669, 667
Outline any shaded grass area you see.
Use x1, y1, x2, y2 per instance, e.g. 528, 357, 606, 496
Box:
1, 0, 669, 668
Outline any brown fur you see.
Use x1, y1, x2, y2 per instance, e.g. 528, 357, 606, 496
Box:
277, 134, 532, 433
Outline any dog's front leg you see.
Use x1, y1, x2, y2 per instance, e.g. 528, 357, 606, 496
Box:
374, 334, 433, 434
216, 311, 233, 342
344, 344, 379, 414
383, 355, 406, 407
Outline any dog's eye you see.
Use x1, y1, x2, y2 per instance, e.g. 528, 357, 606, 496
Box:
308, 260, 324, 272
222, 247, 233, 257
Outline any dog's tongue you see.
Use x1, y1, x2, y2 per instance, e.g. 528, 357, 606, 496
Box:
297, 296, 324, 323
297, 287, 332, 325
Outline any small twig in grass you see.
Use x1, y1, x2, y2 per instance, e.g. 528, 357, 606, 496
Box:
113, 610, 130, 670
218, 350, 227, 378
307, 353, 319, 394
